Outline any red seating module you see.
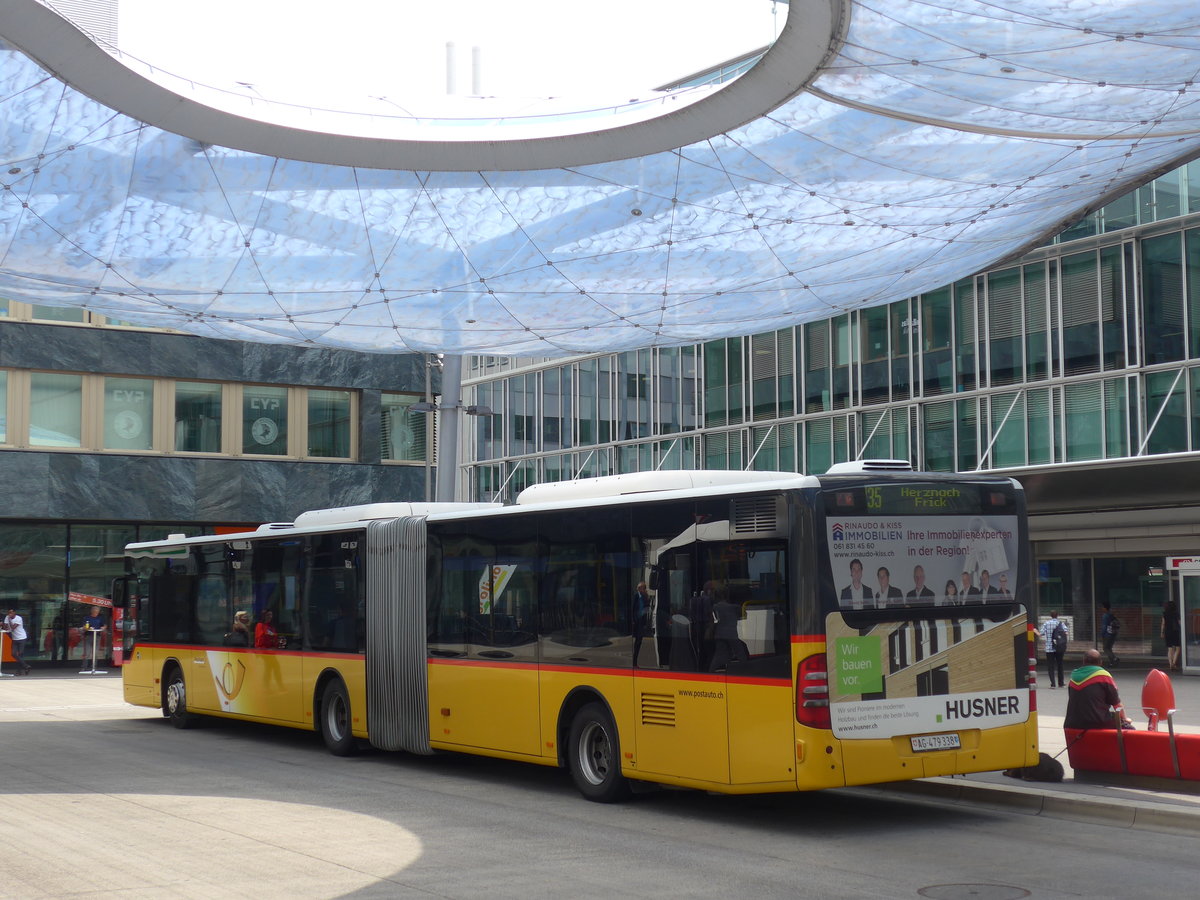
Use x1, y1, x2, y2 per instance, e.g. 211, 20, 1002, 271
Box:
1064, 669, 1199, 781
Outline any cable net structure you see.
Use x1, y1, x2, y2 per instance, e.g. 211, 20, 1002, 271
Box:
1, 0, 1199, 356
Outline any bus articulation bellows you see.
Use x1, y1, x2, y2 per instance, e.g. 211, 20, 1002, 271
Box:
118, 464, 1039, 801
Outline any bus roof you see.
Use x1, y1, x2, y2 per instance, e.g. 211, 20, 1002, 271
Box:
124, 473, 817, 554
123, 467, 1019, 555
513, 470, 807, 505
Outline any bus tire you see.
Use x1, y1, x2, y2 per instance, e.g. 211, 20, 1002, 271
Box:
567, 702, 630, 803
319, 679, 357, 756
164, 666, 196, 729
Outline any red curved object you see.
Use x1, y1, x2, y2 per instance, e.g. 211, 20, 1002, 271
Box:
1141, 668, 1176, 729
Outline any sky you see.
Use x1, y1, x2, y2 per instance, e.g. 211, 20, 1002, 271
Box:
117, 0, 784, 105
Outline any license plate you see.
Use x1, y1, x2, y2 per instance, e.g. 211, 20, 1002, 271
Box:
910, 733, 961, 752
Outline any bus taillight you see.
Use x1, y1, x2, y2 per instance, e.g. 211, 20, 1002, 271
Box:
1027, 652, 1038, 712
796, 653, 831, 729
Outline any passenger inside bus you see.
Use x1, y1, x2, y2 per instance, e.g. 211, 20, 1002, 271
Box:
225, 611, 251, 646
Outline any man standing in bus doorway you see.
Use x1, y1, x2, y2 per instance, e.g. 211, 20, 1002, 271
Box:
1041, 611, 1069, 688
840, 559, 871, 610
3, 608, 31, 675
631, 581, 651, 668
709, 586, 749, 671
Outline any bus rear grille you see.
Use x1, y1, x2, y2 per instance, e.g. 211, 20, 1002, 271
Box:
731, 496, 780, 534
640, 692, 676, 727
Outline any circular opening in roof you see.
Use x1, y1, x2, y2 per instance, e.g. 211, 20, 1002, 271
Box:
119, 0, 784, 113
15, 0, 831, 170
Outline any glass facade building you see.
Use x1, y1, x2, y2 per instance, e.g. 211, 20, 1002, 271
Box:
461, 161, 1200, 669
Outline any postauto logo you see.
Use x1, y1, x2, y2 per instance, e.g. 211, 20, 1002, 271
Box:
831, 523, 844, 541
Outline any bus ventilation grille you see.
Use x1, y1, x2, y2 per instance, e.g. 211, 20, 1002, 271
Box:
731, 496, 780, 534
825, 459, 913, 473
640, 692, 676, 727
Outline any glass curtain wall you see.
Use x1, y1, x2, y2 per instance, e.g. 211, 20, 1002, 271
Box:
1038, 556, 1170, 661
0, 522, 202, 668
462, 165, 1200, 504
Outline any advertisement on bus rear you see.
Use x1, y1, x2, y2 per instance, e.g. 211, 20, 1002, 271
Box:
827, 514, 1018, 610
824, 512, 1027, 739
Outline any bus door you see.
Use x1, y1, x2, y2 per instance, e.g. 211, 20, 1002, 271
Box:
112, 573, 157, 707
427, 527, 542, 757
231, 539, 305, 724
720, 540, 794, 786
633, 542, 731, 785
138, 547, 225, 714
634, 506, 793, 787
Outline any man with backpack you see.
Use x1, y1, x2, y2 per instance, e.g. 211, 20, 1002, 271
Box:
1099, 601, 1120, 667
1040, 611, 1069, 688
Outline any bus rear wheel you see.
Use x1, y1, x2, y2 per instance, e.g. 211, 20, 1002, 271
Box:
164, 667, 196, 729
567, 702, 631, 802
319, 679, 357, 756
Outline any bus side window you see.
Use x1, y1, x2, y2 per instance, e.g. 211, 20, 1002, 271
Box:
149, 567, 194, 643
304, 533, 363, 652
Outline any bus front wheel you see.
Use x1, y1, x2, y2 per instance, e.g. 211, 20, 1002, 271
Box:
319, 679, 357, 756
164, 667, 196, 729
567, 702, 631, 802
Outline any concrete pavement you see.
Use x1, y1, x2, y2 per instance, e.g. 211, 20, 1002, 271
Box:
883, 664, 1200, 835
5, 661, 1200, 837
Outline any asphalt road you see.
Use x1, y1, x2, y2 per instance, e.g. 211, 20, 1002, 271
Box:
2, 676, 1198, 899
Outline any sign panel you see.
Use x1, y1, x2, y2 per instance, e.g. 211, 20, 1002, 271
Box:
826, 610, 1029, 739
828, 513, 1019, 609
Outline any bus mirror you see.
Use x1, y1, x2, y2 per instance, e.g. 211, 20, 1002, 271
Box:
110, 576, 129, 609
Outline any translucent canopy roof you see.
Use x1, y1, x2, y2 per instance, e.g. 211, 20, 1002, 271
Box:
2, 0, 1199, 356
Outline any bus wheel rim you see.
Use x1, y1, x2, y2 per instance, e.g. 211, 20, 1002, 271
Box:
167, 680, 184, 714
579, 721, 611, 785
328, 694, 347, 740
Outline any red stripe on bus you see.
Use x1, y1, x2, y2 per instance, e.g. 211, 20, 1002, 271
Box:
427, 657, 788, 686
132, 642, 362, 660
428, 657, 539, 672
791, 635, 825, 643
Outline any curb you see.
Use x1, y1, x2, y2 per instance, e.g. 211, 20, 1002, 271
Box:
864, 777, 1200, 837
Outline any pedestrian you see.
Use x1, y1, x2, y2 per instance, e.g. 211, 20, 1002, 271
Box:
3, 607, 32, 675
1162, 599, 1182, 672
1040, 611, 1068, 687
1099, 601, 1120, 666
1064, 648, 1133, 730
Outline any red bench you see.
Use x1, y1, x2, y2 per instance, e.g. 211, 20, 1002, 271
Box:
1065, 669, 1200, 780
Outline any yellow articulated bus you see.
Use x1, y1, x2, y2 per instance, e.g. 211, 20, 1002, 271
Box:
118, 462, 1039, 801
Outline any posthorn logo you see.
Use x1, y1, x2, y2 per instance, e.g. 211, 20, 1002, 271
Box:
831, 523, 844, 541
